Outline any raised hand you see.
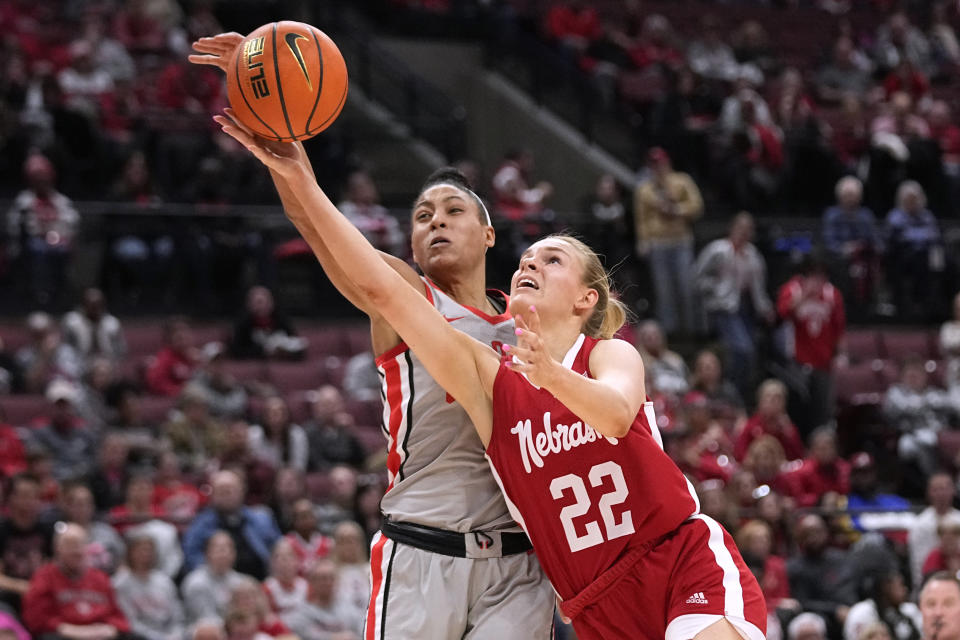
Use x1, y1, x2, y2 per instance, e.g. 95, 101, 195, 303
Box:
505, 305, 562, 389
189, 32, 245, 72
213, 108, 307, 181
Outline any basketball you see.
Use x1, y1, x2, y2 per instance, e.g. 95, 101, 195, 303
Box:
226, 21, 348, 142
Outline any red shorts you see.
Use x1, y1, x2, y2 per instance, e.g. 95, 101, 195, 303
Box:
571, 515, 767, 640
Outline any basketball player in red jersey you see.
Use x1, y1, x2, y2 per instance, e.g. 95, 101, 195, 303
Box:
193, 34, 555, 640
216, 109, 767, 640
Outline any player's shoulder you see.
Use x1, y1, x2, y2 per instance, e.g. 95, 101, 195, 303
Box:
587, 337, 644, 373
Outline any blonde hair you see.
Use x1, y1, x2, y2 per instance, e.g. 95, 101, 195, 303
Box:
548, 234, 628, 339
735, 519, 772, 550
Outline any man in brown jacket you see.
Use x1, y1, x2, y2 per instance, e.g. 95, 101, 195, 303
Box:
634, 148, 704, 336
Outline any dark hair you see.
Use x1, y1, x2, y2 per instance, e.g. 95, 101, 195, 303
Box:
799, 252, 828, 276
6, 472, 39, 499
416, 167, 489, 225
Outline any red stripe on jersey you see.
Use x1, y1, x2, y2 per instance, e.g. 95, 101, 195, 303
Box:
382, 357, 404, 491
366, 535, 389, 640
374, 341, 408, 367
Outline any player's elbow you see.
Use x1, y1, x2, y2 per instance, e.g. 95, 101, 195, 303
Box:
597, 405, 634, 439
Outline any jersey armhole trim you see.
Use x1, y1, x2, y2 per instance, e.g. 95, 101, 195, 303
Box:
375, 342, 410, 367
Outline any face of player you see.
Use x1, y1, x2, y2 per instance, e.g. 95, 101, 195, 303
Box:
410, 185, 492, 278
920, 579, 960, 640
510, 238, 593, 323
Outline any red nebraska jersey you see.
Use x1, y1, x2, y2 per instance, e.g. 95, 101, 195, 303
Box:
485, 334, 700, 600
776, 276, 846, 370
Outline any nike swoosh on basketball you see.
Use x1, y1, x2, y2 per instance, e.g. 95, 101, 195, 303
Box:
284, 32, 313, 90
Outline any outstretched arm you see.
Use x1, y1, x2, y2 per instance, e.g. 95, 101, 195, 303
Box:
190, 35, 418, 327
215, 112, 498, 441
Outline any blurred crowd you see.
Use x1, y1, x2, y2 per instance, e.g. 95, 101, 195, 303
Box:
1, 1, 960, 639
0, 283, 385, 639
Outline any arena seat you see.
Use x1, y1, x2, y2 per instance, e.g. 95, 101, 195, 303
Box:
0, 394, 47, 428
844, 329, 882, 365
267, 361, 324, 393
301, 328, 355, 359
221, 360, 269, 387
192, 325, 230, 348
138, 395, 178, 425
834, 362, 888, 406
346, 398, 383, 429
0, 324, 31, 353
354, 425, 386, 456
880, 331, 937, 363
123, 324, 163, 358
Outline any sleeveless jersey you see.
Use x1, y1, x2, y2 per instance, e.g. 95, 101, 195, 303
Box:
376, 278, 520, 532
485, 334, 701, 600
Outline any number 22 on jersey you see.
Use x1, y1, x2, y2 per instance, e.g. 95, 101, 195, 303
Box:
550, 461, 634, 552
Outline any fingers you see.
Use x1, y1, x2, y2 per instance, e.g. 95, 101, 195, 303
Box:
213, 115, 260, 154
503, 343, 532, 364
187, 54, 223, 67
525, 305, 542, 335
223, 108, 257, 139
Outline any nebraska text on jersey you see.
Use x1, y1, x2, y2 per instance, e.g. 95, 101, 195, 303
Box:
512, 411, 619, 473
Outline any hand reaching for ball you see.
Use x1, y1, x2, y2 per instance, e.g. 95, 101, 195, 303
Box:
214, 108, 309, 182
189, 33, 244, 73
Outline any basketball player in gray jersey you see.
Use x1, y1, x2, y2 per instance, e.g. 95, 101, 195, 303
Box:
190, 33, 554, 640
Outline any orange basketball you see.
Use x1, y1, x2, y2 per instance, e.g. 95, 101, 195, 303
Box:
226, 21, 348, 142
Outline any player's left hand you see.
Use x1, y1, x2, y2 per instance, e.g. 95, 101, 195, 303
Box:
506, 305, 562, 389
188, 32, 244, 73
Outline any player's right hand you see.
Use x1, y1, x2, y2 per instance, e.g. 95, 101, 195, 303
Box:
188, 32, 244, 72
214, 108, 307, 181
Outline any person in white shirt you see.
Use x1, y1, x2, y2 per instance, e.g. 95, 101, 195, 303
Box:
909, 473, 960, 589
844, 571, 922, 640
61, 288, 126, 364
112, 533, 185, 640
182, 531, 246, 624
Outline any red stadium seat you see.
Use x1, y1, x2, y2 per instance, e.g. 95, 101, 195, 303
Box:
192, 325, 229, 348
221, 360, 269, 387
301, 327, 354, 359
834, 362, 888, 406
266, 361, 324, 393
881, 331, 936, 363
354, 425, 385, 456
845, 330, 882, 365
139, 395, 178, 425
346, 399, 383, 429
124, 324, 163, 359
0, 395, 47, 428
0, 325, 31, 353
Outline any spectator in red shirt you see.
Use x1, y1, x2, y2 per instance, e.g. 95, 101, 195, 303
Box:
922, 513, 960, 580
0, 421, 26, 479
882, 60, 929, 102
152, 450, 206, 525
735, 379, 806, 462
22, 523, 134, 639
788, 426, 851, 508
929, 100, 960, 199
109, 473, 165, 535
545, 1, 602, 55
776, 254, 847, 436
673, 391, 736, 482
284, 499, 332, 576
146, 317, 199, 397
741, 435, 800, 499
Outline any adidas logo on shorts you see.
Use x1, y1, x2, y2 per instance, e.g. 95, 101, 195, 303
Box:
685, 592, 709, 604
